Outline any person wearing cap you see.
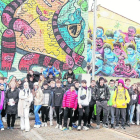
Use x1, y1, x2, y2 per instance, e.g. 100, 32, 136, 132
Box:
18, 82, 33, 132
77, 80, 91, 131
95, 77, 110, 129
112, 79, 130, 129
41, 81, 52, 127
33, 82, 43, 128
52, 80, 65, 130
63, 68, 75, 81
43, 62, 59, 77
62, 84, 78, 131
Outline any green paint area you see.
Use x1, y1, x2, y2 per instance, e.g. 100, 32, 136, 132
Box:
74, 40, 85, 55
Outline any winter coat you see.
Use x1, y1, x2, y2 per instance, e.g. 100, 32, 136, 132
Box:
108, 86, 116, 106
42, 88, 52, 106
27, 71, 41, 82
5, 88, 19, 114
89, 86, 96, 106
43, 66, 59, 77
63, 89, 78, 110
63, 72, 75, 80
33, 88, 43, 105
18, 89, 33, 117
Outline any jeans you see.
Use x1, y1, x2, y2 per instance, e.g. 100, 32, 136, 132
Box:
129, 104, 135, 123
96, 101, 108, 125
42, 106, 50, 123
64, 108, 73, 127
0, 110, 4, 129
7, 114, 16, 127
107, 106, 115, 124
55, 106, 63, 125
78, 106, 89, 126
116, 108, 126, 126
34, 105, 42, 125
136, 104, 140, 123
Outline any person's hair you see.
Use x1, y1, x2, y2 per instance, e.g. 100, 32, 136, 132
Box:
128, 26, 136, 33
56, 80, 61, 84
104, 78, 108, 83
48, 62, 53, 66
9, 81, 17, 89
113, 42, 121, 48
91, 80, 95, 82
81, 80, 87, 84
38, 75, 45, 87
116, 79, 119, 82
110, 79, 115, 83
27, 70, 34, 74
9, 77, 17, 87
23, 82, 29, 87
103, 43, 112, 50
127, 44, 135, 50
125, 78, 131, 82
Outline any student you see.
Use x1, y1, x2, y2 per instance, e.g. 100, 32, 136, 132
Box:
33, 82, 43, 128
52, 80, 65, 130
5, 82, 19, 130
112, 79, 130, 129
77, 80, 91, 131
62, 84, 78, 131
107, 80, 116, 128
38, 75, 46, 88
87, 80, 96, 129
29, 76, 34, 90
95, 77, 110, 129
136, 84, 140, 125
66, 77, 73, 90
41, 82, 52, 127
18, 82, 33, 131
0, 84, 5, 131
46, 73, 55, 81
27, 70, 40, 82
63, 68, 75, 80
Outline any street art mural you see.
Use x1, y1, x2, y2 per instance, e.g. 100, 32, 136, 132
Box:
88, 6, 140, 78
0, 0, 88, 79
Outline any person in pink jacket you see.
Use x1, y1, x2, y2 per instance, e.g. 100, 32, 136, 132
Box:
62, 84, 78, 131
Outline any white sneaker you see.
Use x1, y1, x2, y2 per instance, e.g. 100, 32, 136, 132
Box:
1, 128, 4, 131
2, 117, 6, 123
34, 125, 37, 128
77, 126, 81, 131
130, 122, 135, 125
44, 123, 47, 127
55, 124, 59, 129
59, 125, 62, 130
137, 122, 139, 125
41, 123, 45, 127
36, 125, 40, 128
25, 129, 30, 132
50, 121, 53, 126
83, 126, 89, 131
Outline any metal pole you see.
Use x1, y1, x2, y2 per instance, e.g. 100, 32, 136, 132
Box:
92, 0, 97, 80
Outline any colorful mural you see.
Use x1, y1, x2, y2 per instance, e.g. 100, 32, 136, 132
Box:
0, 0, 88, 79
88, 6, 140, 78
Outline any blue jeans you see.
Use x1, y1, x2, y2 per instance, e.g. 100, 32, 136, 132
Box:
0, 110, 4, 128
34, 105, 42, 125
129, 104, 135, 123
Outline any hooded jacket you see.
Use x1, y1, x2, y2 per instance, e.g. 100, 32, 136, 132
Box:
107, 86, 116, 106
89, 85, 96, 106
33, 88, 43, 105
63, 72, 75, 80
42, 88, 52, 106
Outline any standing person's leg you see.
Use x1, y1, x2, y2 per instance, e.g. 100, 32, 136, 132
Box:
83, 106, 89, 127
20, 115, 25, 130
55, 106, 59, 126
45, 107, 50, 123
11, 114, 16, 128
49, 106, 53, 125
1, 109, 6, 122
24, 108, 30, 131
34, 105, 42, 126
88, 106, 94, 125
102, 101, 108, 126
63, 108, 69, 128
96, 101, 102, 127
107, 106, 111, 125
7, 114, 11, 128
78, 108, 83, 127
59, 107, 63, 126
0, 110, 4, 130
69, 108, 73, 128
136, 104, 140, 125
121, 108, 126, 128
116, 108, 120, 127
126, 104, 130, 125
41, 106, 45, 123
110, 107, 115, 126
73, 105, 78, 124
130, 105, 135, 124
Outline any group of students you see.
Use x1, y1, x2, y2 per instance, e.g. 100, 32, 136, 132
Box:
0, 63, 140, 132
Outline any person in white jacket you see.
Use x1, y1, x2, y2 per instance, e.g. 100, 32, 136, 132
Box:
18, 82, 33, 132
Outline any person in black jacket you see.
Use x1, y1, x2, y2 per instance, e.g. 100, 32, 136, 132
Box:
87, 80, 96, 129
27, 70, 40, 82
66, 77, 73, 91
5, 82, 19, 130
95, 77, 110, 129
52, 80, 65, 130
41, 81, 52, 127
63, 68, 75, 80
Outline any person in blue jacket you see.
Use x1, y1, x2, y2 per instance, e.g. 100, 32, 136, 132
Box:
43, 62, 59, 77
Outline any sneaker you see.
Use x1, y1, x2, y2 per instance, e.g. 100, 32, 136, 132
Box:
103, 124, 108, 128
7, 127, 10, 130
87, 124, 94, 129
111, 124, 115, 129
41, 123, 45, 127
50, 121, 53, 126
36, 125, 40, 128
96, 125, 100, 129
69, 127, 72, 130
2, 117, 6, 123
77, 126, 81, 131
25, 129, 30, 132
62, 127, 68, 131
137, 122, 139, 125
34, 125, 37, 128
59, 125, 62, 130
115, 125, 119, 129
72, 123, 78, 129
130, 122, 135, 125
121, 126, 125, 129
83, 126, 89, 131
55, 124, 59, 129
1, 128, 4, 131
44, 123, 47, 127
10, 127, 14, 130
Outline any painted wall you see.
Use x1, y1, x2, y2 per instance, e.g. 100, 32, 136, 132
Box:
0, 0, 88, 80
88, 6, 140, 79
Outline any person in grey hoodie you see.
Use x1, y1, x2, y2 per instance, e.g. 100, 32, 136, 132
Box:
77, 80, 91, 131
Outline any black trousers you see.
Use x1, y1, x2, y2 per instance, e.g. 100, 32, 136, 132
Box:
72, 105, 78, 123
64, 108, 73, 127
1, 109, 6, 117
126, 104, 130, 123
78, 106, 89, 126
7, 114, 16, 127
116, 108, 126, 126
55, 106, 63, 125
88, 105, 95, 124
42, 106, 50, 122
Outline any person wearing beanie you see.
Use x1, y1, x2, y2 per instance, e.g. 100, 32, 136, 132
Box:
62, 79, 67, 91
33, 82, 43, 128
62, 84, 78, 131
112, 79, 130, 129
95, 77, 110, 129
77, 80, 91, 131
52, 80, 65, 130
41, 82, 52, 127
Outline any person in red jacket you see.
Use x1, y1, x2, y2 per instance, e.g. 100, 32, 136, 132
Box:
62, 84, 78, 131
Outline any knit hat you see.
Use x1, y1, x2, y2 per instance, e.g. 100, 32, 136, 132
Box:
118, 79, 127, 89
34, 82, 39, 86
63, 79, 67, 82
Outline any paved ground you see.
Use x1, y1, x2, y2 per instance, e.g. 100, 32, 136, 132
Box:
1, 119, 140, 140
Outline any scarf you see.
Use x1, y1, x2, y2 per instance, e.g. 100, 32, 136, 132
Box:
0, 91, 4, 110
82, 86, 87, 90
